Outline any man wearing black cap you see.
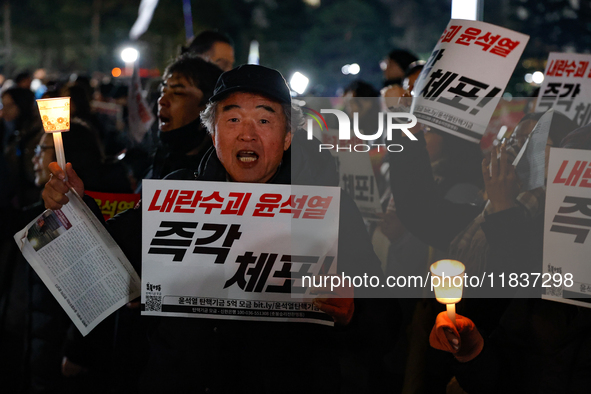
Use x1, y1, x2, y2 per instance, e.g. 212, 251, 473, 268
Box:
42, 65, 390, 393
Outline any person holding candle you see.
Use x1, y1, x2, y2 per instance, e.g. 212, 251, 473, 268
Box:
0, 122, 116, 393
427, 126, 591, 393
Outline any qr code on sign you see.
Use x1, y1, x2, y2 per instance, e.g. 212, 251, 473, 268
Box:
546, 286, 563, 298
145, 295, 162, 311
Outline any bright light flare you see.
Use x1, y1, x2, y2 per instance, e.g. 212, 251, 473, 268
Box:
348, 63, 360, 75
524, 73, 533, 83
290, 72, 309, 95
532, 71, 544, 84
121, 47, 139, 63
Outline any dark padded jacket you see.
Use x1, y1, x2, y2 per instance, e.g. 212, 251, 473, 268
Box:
82, 130, 395, 393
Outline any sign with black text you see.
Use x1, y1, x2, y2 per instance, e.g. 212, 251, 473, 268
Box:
141, 180, 341, 325
536, 52, 591, 127
412, 19, 529, 143
543, 148, 591, 307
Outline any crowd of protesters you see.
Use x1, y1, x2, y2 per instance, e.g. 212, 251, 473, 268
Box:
0, 25, 590, 394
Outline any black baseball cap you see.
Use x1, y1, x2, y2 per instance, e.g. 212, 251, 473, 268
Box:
209, 64, 291, 104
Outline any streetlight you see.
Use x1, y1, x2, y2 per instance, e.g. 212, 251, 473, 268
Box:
532, 71, 544, 84
451, 0, 482, 21
121, 47, 139, 76
348, 63, 360, 75
290, 72, 309, 95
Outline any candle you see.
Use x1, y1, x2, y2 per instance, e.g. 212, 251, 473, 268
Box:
36, 97, 70, 181
430, 259, 465, 326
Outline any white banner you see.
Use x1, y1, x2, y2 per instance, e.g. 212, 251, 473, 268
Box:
129, 0, 159, 40
128, 62, 155, 144
141, 180, 341, 325
543, 148, 591, 307
535, 52, 591, 127
412, 19, 529, 143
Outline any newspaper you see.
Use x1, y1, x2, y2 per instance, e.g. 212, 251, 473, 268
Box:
14, 190, 141, 336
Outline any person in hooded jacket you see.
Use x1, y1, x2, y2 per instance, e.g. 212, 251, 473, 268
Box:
136, 53, 223, 193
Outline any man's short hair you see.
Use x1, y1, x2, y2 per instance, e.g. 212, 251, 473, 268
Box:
387, 49, 419, 71
200, 97, 303, 136
182, 30, 233, 55
14, 71, 32, 84
163, 54, 224, 105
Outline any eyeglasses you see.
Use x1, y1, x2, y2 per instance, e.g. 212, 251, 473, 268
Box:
34, 145, 55, 155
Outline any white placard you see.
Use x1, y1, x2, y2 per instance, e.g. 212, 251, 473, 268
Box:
337, 150, 383, 219
543, 148, 591, 307
141, 180, 341, 325
317, 127, 384, 219
412, 19, 529, 143
535, 52, 591, 127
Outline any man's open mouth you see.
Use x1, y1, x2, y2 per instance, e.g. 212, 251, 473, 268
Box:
159, 116, 170, 125
237, 150, 258, 162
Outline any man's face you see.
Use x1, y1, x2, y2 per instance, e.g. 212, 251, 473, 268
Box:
203, 42, 235, 72
403, 69, 422, 97
158, 73, 204, 132
211, 92, 291, 183
32, 133, 55, 187
381, 58, 404, 81
2, 94, 19, 122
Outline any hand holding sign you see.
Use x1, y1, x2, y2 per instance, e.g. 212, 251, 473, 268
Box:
311, 280, 355, 325
313, 297, 354, 326
483, 144, 519, 213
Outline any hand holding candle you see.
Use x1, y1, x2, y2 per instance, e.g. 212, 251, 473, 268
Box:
36, 97, 70, 181
430, 259, 465, 326
429, 259, 484, 362
429, 311, 484, 362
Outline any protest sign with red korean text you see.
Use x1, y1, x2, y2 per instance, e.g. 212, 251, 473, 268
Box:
412, 19, 529, 143
85, 190, 141, 221
543, 148, 591, 307
536, 52, 591, 127
141, 179, 341, 325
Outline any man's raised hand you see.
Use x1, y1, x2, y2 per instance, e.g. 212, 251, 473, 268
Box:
42, 162, 85, 210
